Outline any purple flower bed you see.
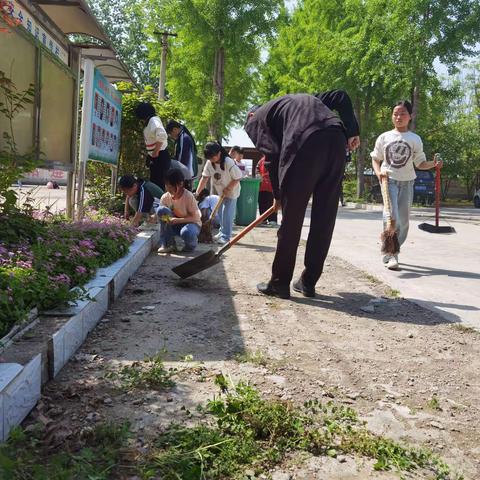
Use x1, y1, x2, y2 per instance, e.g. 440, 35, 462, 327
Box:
0, 213, 138, 338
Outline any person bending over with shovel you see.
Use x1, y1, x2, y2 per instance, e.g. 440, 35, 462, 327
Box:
371, 100, 442, 271
244, 90, 360, 299
157, 168, 202, 253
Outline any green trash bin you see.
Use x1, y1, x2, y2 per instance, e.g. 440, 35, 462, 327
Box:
235, 178, 261, 226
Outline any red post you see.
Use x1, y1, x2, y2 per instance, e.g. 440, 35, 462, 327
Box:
435, 163, 440, 227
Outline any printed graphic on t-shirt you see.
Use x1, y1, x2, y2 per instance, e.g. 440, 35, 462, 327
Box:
385, 140, 412, 169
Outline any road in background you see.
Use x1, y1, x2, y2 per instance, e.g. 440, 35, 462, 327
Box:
302, 206, 480, 328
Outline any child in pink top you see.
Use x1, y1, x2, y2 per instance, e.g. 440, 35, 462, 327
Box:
157, 168, 201, 253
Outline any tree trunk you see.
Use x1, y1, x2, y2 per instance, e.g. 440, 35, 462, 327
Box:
209, 46, 225, 140
410, 67, 422, 131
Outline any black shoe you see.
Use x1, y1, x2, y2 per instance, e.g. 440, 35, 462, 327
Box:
292, 278, 315, 298
257, 282, 290, 299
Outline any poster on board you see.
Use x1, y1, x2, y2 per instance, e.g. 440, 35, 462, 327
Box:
88, 68, 122, 165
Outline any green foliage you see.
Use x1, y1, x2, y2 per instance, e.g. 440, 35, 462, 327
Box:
85, 0, 155, 85
259, 0, 480, 196
145, 0, 283, 141
105, 353, 177, 391
0, 381, 462, 479
0, 422, 130, 479
0, 214, 137, 338
142, 380, 460, 479
0, 70, 39, 212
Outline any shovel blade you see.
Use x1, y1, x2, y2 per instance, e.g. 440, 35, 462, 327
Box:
418, 223, 456, 234
171, 249, 221, 279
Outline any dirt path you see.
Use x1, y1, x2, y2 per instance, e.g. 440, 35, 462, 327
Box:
29, 226, 480, 478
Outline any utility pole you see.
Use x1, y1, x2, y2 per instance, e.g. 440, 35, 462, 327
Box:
153, 31, 177, 101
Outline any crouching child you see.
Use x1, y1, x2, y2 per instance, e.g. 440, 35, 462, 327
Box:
157, 168, 202, 253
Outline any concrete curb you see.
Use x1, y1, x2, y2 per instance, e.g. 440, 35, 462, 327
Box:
0, 229, 159, 441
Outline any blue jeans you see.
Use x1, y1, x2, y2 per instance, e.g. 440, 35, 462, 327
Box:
156, 206, 200, 251
383, 179, 414, 249
218, 197, 237, 241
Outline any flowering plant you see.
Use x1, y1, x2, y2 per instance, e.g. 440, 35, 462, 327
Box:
0, 213, 138, 338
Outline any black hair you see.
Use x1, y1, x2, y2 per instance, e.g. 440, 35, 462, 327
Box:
118, 175, 137, 189
204, 142, 228, 170
230, 145, 244, 155
165, 120, 182, 133
196, 188, 210, 202
394, 100, 413, 115
166, 120, 198, 156
134, 102, 156, 121
165, 168, 185, 186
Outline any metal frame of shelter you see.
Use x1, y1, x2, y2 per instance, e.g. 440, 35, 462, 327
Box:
0, 0, 134, 218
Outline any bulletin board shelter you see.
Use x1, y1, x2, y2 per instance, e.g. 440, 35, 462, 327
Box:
0, 0, 134, 216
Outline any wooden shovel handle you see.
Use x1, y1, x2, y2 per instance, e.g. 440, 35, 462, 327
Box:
217, 206, 276, 256
208, 194, 225, 222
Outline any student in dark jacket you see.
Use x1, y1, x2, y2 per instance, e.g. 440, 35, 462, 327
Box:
244, 90, 360, 299
166, 120, 198, 184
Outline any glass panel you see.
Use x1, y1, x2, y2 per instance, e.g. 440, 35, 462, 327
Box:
39, 53, 74, 165
0, 29, 36, 155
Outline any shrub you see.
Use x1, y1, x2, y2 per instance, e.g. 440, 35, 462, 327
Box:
0, 213, 137, 338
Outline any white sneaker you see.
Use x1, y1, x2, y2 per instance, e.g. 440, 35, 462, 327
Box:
213, 232, 222, 240
157, 245, 174, 254
386, 256, 399, 270
216, 237, 228, 245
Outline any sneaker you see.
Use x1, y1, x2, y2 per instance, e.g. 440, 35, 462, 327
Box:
157, 245, 174, 254
216, 237, 228, 245
386, 256, 399, 270
257, 281, 290, 299
292, 278, 315, 298
382, 255, 390, 264
213, 232, 222, 241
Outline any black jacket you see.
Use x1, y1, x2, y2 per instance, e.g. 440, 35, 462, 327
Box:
245, 90, 359, 198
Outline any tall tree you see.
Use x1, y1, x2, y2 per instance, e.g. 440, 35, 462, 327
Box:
146, 0, 283, 141
86, 0, 154, 86
259, 0, 480, 196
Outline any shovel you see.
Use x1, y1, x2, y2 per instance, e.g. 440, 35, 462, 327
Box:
418, 155, 456, 234
172, 205, 276, 279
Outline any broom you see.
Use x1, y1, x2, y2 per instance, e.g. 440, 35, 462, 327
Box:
380, 176, 400, 255
198, 194, 224, 243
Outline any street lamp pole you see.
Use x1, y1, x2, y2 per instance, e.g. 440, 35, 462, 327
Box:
154, 31, 177, 101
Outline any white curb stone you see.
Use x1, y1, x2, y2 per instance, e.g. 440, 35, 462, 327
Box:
0, 229, 159, 441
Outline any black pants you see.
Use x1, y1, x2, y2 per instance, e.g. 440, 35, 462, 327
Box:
258, 191, 277, 222
271, 127, 346, 287
148, 150, 171, 191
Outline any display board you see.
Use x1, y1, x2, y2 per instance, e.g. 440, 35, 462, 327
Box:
0, 27, 36, 155
88, 68, 122, 165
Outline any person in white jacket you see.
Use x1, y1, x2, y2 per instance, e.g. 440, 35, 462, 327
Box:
135, 102, 170, 190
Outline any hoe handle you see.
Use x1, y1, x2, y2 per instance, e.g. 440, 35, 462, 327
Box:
217, 206, 276, 256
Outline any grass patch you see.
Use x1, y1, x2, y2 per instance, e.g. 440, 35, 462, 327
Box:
235, 350, 268, 367
140, 376, 461, 480
0, 378, 463, 479
385, 287, 401, 298
452, 324, 479, 335
0, 422, 130, 479
105, 353, 177, 391
364, 273, 381, 285
427, 395, 442, 411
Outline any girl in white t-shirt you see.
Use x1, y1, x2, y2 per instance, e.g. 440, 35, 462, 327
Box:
371, 100, 442, 270
195, 142, 242, 244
